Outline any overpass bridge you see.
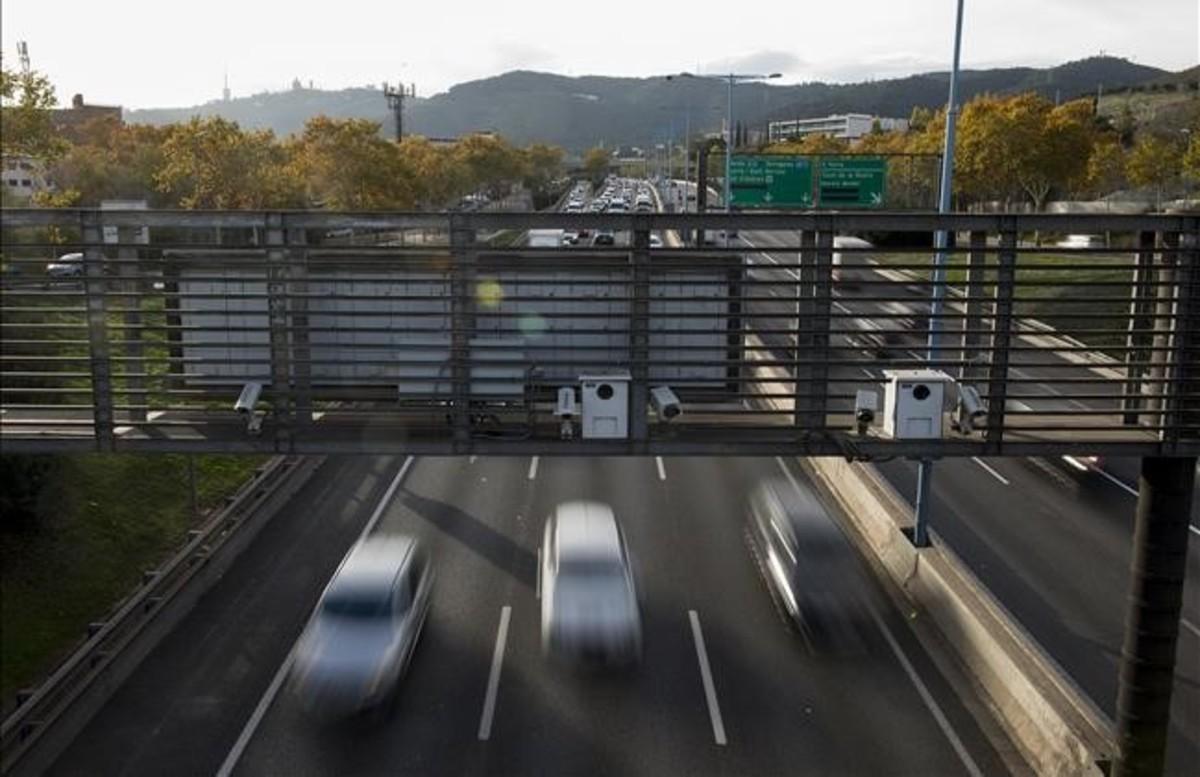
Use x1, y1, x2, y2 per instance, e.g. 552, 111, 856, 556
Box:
2, 207, 1197, 776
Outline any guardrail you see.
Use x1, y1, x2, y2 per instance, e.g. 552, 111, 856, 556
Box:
0, 454, 320, 776
1, 209, 1196, 457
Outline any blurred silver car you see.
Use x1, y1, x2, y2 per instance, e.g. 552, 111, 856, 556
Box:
746, 479, 869, 646
290, 535, 433, 716
46, 252, 83, 277
539, 501, 642, 665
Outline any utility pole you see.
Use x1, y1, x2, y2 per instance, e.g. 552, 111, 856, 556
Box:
913, 0, 965, 548
383, 81, 416, 142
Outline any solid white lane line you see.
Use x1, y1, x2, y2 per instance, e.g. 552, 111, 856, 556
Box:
527, 456, 539, 480
362, 455, 415, 538
477, 605, 513, 741
688, 609, 727, 746
775, 456, 806, 497
1182, 618, 1200, 641
970, 457, 1010, 486
656, 456, 667, 481
1086, 462, 1139, 498
217, 455, 416, 777
860, 368, 878, 379
869, 608, 984, 777
216, 645, 296, 777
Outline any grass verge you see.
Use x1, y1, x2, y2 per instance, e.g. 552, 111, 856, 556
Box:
868, 250, 1134, 350
0, 453, 268, 710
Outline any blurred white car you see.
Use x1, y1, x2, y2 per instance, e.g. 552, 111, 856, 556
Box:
540, 501, 642, 665
290, 535, 433, 717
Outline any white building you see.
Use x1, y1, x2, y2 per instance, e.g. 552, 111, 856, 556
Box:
1, 154, 49, 200
768, 114, 909, 144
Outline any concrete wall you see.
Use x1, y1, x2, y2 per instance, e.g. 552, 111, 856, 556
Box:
800, 455, 1115, 777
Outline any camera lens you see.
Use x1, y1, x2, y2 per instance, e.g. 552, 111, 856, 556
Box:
912, 384, 931, 401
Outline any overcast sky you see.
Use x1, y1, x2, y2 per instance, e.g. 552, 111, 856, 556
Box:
2, 0, 1196, 109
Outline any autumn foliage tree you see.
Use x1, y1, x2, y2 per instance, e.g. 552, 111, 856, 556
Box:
289, 116, 418, 209
154, 117, 303, 209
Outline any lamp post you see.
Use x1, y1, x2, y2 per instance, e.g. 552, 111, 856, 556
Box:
913, 0, 965, 549
668, 71, 780, 227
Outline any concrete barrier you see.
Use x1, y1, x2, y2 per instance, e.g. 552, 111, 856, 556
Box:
800, 456, 1116, 776
741, 332, 1114, 774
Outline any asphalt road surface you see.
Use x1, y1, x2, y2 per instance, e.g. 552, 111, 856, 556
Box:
49, 455, 1010, 777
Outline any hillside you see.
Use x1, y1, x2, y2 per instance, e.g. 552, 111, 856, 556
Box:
125, 56, 1173, 150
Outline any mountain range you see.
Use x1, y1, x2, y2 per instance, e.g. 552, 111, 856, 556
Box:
125, 57, 1173, 151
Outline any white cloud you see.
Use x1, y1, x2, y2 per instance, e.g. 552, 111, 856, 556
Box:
1, 0, 1194, 109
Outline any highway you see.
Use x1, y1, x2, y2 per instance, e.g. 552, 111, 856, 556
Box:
47, 455, 1010, 776
736, 225, 1200, 774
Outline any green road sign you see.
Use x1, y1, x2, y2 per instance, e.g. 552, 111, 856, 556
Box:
729, 155, 813, 208
816, 156, 886, 208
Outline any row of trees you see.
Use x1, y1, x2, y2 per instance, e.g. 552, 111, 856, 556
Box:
763, 92, 1199, 209
2, 62, 565, 210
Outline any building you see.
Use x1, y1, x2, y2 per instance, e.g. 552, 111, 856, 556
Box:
1, 154, 49, 200
51, 94, 123, 144
768, 113, 909, 144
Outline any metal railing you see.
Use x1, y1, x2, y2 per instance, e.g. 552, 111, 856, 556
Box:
2, 208, 1196, 456
0, 455, 306, 774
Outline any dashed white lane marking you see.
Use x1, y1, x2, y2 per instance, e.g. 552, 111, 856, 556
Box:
970, 457, 1010, 486
688, 610, 727, 746
477, 605, 513, 741
869, 607, 985, 777
216, 455, 415, 777
527, 456, 539, 480
655, 456, 667, 481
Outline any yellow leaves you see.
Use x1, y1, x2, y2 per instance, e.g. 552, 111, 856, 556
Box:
1126, 134, 1184, 192
155, 116, 302, 209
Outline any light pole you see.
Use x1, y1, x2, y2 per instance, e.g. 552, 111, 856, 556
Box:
913, 0, 965, 549
669, 71, 781, 224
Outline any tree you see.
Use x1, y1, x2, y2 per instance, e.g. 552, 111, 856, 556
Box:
1126, 134, 1183, 209
1086, 136, 1127, 201
288, 116, 417, 209
452, 134, 526, 199
521, 143, 565, 207
908, 106, 936, 133
44, 117, 169, 205
955, 93, 1094, 210
1182, 133, 1200, 187
397, 136, 470, 207
0, 59, 66, 160
154, 116, 303, 209
582, 146, 611, 181
765, 134, 850, 155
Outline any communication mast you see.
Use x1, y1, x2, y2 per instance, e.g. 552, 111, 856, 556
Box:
17, 41, 31, 75
382, 81, 416, 141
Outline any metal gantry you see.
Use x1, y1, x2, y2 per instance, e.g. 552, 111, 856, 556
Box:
2, 207, 1198, 775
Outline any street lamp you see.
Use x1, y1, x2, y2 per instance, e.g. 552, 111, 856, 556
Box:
913, 0, 965, 549
670, 71, 781, 243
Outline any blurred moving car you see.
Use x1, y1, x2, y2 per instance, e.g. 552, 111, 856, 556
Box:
289, 535, 434, 717
746, 478, 869, 646
46, 252, 83, 278
591, 230, 615, 246
540, 501, 642, 665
